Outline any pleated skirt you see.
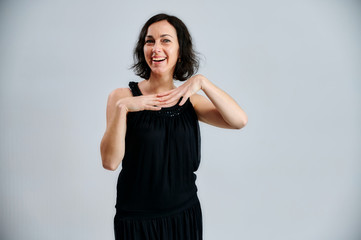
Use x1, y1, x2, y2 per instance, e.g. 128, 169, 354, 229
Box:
114, 197, 202, 240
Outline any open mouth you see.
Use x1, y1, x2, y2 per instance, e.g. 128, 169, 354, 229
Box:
152, 57, 166, 62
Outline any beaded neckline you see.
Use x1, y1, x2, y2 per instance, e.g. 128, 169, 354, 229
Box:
128, 81, 190, 117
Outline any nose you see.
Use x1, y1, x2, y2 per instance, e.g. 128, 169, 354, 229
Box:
152, 41, 161, 53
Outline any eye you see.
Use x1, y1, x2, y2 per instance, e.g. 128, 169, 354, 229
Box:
145, 39, 154, 44
162, 39, 171, 43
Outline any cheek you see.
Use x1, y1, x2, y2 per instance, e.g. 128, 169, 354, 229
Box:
143, 46, 151, 57
172, 53, 178, 62
169, 48, 179, 59
173, 47, 180, 60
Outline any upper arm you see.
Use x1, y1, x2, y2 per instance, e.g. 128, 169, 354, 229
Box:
105, 87, 132, 128
190, 94, 234, 129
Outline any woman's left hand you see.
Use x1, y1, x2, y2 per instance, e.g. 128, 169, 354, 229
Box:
157, 74, 205, 106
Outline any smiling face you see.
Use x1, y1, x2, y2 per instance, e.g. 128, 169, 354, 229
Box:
143, 20, 180, 78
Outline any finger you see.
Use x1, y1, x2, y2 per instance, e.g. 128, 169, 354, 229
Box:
179, 94, 189, 106
144, 105, 162, 111
146, 94, 165, 101
172, 88, 188, 103
157, 92, 177, 102
161, 94, 181, 106
155, 101, 169, 106
157, 89, 175, 97
168, 98, 180, 106
160, 88, 185, 103
150, 99, 165, 105
159, 86, 185, 99
147, 94, 163, 101
160, 98, 179, 108
145, 97, 167, 107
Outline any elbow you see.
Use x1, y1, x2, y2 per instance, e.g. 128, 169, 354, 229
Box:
233, 118, 248, 130
102, 161, 119, 171
101, 155, 121, 171
100, 150, 122, 171
231, 112, 248, 129
100, 141, 123, 171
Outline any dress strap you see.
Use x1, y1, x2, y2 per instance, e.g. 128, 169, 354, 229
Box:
129, 81, 142, 97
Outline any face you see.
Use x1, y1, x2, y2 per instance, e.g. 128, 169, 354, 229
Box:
143, 20, 180, 77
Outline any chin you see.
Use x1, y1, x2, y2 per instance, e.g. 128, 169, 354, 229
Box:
150, 69, 171, 76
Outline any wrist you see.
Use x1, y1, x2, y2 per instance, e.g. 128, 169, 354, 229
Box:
119, 104, 129, 114
200, 75, 209, 91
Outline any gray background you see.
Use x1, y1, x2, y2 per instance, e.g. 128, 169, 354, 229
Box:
1, 0, 360, 239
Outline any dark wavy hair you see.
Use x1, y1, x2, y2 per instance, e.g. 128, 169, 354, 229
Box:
131, 13, 199, 81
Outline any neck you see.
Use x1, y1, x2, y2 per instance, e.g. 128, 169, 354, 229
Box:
146, 72, 176, 94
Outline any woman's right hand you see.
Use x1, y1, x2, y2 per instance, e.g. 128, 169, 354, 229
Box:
115, 94, 165, 112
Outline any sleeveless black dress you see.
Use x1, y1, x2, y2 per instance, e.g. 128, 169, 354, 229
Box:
113, 81, 203, 240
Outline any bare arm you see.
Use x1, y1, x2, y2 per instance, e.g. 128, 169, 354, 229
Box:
100, 87, 166, 171
100, 89, 130, 171
157, 74, 248, 129
197, 76, 248, 129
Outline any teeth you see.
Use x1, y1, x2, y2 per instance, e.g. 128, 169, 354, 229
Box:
152, 57, 166, 62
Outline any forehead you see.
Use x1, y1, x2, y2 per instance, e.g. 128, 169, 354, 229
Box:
146, 20, 177, 38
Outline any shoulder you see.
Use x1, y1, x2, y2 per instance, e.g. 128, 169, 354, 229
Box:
107, 87, 133, 102
105, 87, 133, 111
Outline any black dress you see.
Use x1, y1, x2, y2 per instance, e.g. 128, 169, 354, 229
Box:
113, 81, 203, 240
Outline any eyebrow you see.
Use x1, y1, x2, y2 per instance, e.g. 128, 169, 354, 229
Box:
146, 34, 174, 38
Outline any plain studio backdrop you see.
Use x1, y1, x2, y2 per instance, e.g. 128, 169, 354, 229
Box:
1, 0, 360, 240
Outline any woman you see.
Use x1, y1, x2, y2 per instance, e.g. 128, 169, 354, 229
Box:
100, 13, 248, 240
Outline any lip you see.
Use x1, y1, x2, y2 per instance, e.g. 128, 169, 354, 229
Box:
152, 56, 166, 59
152, 56, 167, 63
152, 55, 166, 58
